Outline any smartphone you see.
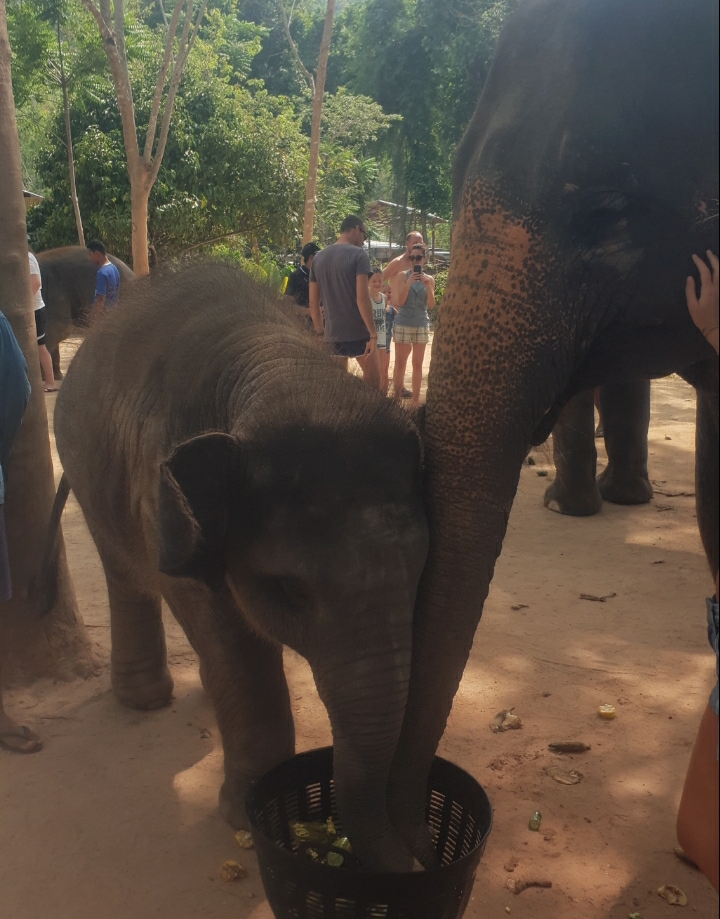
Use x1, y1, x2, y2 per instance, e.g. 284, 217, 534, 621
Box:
413, 264, 422, 276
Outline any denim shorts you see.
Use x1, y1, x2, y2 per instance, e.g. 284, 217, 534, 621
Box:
328, 339, 369, 358
708, 596, 719, 718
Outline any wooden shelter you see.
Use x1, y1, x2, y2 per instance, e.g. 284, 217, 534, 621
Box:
23, 189, 43, 211
364, 199, 447, 262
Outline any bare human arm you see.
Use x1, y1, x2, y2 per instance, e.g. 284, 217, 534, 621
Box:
420, 273, 436, 309
356, 275, 377, 357
309, 281, 324, 335
686, 250, 719, 355
382, 253, 408, 281
30, 275, 41, 298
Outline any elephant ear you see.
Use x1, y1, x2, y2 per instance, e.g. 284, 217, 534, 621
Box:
158, 432, 240, 590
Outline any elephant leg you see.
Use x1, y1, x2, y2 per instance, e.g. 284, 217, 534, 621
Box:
596, 378, 653, 505
543, 389, 603, 516
104, 566, 174, 711
695, 362, 719, 578
51, 346, 63, 380
164, 582, 295, 830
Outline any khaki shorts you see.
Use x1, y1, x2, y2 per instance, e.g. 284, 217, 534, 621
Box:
393, 324, 429, 345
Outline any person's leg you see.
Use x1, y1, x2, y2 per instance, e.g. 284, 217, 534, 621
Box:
38, 344, 58, 391
331, 355, 349, 371
380, 347, 391, 395
410, 343, 426, 406
677, 703, 719, 891
393, 343, 411, 399
356, 348, 382, 390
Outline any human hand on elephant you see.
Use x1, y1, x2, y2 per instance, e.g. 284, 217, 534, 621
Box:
686, 250, 719, 354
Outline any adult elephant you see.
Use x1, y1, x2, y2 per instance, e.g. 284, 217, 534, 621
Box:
545, 378, 653, 516
389, 0, 718, 866
37, 246, 134, 378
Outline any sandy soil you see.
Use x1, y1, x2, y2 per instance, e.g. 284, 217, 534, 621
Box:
1, 340, 717, 919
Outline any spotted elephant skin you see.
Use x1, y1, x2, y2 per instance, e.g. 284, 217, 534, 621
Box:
388, 0, 719, 867
37, 246, 134, 378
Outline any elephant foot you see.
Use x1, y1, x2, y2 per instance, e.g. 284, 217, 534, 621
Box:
219, 779, 252, 830
397, 821, 439, 870
111, 664, 174, 711
389, 776, 440, 869
597, 466, 653, 505
543, 477, 603, 517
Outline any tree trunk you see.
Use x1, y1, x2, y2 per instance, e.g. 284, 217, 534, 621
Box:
58, 23, 84, 246
301, 0, 335, 245
0, 0, 93, 686
130, 175, 150, 276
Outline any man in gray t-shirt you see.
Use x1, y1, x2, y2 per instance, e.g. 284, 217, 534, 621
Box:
309, 215, 380, 389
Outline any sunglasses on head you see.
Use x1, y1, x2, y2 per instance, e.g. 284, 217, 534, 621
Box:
409, 254, 424, 262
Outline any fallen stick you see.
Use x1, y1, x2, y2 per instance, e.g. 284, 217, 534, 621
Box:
506, 877, 553, 894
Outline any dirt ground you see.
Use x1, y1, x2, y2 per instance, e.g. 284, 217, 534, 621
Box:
1, 340, 718, 919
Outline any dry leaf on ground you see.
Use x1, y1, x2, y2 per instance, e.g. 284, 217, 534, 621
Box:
490, 709, 523, 732
657, 885, 687, 906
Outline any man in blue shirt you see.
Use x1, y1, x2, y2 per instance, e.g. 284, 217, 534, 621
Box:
87, 239, 121, 323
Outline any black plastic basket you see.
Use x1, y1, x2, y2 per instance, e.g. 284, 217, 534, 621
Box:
246, 747, 492, 919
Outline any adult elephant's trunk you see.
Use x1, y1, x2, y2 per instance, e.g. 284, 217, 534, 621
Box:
312, 589, 416, 872
389, 180, 570, 865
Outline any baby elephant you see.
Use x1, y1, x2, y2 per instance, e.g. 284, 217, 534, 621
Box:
53, 263, 428, 872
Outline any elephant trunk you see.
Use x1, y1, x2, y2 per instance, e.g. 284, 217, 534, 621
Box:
312, 600, 416, 872
390, 181, 566, 865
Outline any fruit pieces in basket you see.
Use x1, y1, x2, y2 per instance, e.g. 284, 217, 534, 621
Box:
290, 819, 359, 869
290, 817, 338, 847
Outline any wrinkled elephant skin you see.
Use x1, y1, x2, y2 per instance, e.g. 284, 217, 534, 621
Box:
54, 264, 428, 872
37, 246, 134, 378
390, 0, 719, 866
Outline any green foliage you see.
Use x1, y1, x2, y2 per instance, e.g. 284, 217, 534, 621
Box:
427, 266, 448, 326
209, 245, 293, 293
7, 1, 54, 107
12, 0, 519, 257
321, 87, 400, 148
330, 0, 519, 219
26, 5, 307, 260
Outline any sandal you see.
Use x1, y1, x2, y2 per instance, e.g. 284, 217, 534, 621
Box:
44, 386, 59, 393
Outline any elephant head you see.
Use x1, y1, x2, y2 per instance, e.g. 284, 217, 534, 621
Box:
157, 408, 429, 872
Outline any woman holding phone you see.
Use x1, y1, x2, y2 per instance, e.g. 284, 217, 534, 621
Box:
391, 243, 435, 405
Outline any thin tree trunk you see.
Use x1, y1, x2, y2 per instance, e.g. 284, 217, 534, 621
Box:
82, 0, 207, 277
130, 176, 150, 277
57, 22, 84, 246
301, 0, 335, 245
0, 0, 93, 686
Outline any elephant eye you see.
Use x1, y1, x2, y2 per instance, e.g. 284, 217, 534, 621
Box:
261, 576, 314, 614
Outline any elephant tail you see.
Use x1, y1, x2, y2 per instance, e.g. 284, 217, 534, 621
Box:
28, 473, 71, 619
